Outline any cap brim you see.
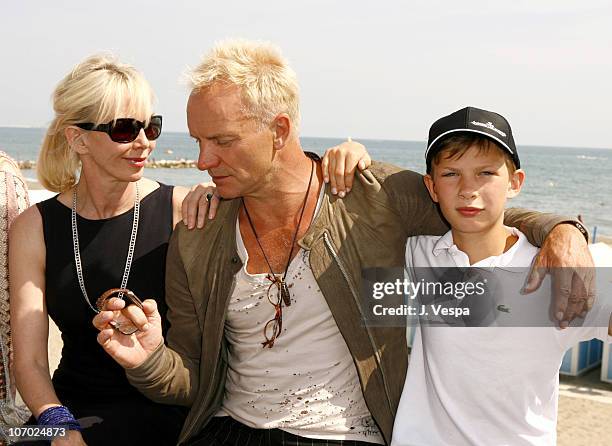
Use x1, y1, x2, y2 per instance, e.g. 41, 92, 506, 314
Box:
426, 128, 516, 160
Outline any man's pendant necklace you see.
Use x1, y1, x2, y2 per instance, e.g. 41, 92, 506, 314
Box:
71, 182, 140, 313
278, 279, 291, 307
242, 159, 315, 307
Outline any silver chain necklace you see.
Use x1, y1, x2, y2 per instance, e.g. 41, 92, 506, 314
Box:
71, 182, 140, 313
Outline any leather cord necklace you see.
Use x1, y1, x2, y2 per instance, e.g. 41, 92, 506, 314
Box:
241, 159, 315, 307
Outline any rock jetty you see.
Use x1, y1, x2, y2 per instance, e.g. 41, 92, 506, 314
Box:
17, 159, 197, 169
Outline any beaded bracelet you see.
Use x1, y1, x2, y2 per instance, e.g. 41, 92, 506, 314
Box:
37, 405, 81, 431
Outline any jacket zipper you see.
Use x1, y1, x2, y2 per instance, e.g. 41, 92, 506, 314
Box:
322, 233, 396, 420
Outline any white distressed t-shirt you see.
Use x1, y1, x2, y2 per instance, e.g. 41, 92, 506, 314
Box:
218, 186, 383, 444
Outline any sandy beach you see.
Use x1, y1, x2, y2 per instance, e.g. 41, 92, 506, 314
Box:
597, 235, 612, 246
558, 370, 612, 445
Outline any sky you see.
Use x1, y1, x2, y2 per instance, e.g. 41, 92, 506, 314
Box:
1, 0, 611, 148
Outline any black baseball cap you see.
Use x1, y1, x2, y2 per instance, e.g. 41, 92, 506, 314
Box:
425, 106, 520, 173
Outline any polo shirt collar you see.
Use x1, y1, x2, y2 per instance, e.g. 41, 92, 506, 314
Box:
432, 226, 529, 269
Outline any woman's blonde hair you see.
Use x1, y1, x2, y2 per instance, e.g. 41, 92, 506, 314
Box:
37, 54, 155, 192
187, 39, 300, 132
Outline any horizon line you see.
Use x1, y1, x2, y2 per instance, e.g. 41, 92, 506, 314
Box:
0, 125, 610, 151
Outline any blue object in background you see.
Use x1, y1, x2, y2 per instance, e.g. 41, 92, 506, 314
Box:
602, 342, 612, 384
560, 339, 603, 376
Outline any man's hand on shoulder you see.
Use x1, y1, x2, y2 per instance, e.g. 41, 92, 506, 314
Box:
524, 224, 595, 328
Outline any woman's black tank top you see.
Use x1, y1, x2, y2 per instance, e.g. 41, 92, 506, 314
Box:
36, 184, 174, 401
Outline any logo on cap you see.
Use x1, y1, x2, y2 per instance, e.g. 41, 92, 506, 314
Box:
470, 121, 507, 137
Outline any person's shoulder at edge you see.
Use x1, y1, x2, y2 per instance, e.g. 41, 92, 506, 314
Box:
0, 155, 22, 176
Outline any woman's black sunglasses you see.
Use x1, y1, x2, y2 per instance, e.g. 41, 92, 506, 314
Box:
75, 115, 162, 143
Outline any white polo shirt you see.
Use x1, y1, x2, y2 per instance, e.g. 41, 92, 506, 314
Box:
391, 228, 612, 446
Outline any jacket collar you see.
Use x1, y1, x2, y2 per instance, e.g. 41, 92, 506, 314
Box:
298, 181, 332, 250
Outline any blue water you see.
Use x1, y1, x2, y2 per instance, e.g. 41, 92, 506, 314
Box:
1, 127, 610, 235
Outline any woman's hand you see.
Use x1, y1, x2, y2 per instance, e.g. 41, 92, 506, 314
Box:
51, 429, 87, 445
321, 139, 372, 197
181, 182, 220, 229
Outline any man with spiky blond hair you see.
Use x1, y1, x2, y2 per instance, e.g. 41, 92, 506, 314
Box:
94, 39, 593, 446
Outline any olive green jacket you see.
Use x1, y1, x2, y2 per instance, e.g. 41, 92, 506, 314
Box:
126, 162, 570, 445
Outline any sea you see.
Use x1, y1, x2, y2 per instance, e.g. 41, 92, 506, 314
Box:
1, 127, 611, 237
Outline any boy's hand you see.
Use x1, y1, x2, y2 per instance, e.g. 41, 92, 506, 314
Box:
524, 224, 595, 328
181, 182, 220, 229
321, 139, 372, 197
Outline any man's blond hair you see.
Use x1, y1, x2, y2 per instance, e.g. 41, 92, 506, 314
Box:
188, 39, 301, 132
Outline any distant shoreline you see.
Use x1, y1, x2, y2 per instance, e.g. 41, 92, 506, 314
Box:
2, 127, 611, 151
18, 159, 198, 170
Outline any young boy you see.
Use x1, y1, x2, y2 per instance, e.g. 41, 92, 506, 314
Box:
391, 107, 612, 445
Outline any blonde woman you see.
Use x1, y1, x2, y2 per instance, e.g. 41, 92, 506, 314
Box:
8, 55, 199, 446
9, 54, 368, 445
